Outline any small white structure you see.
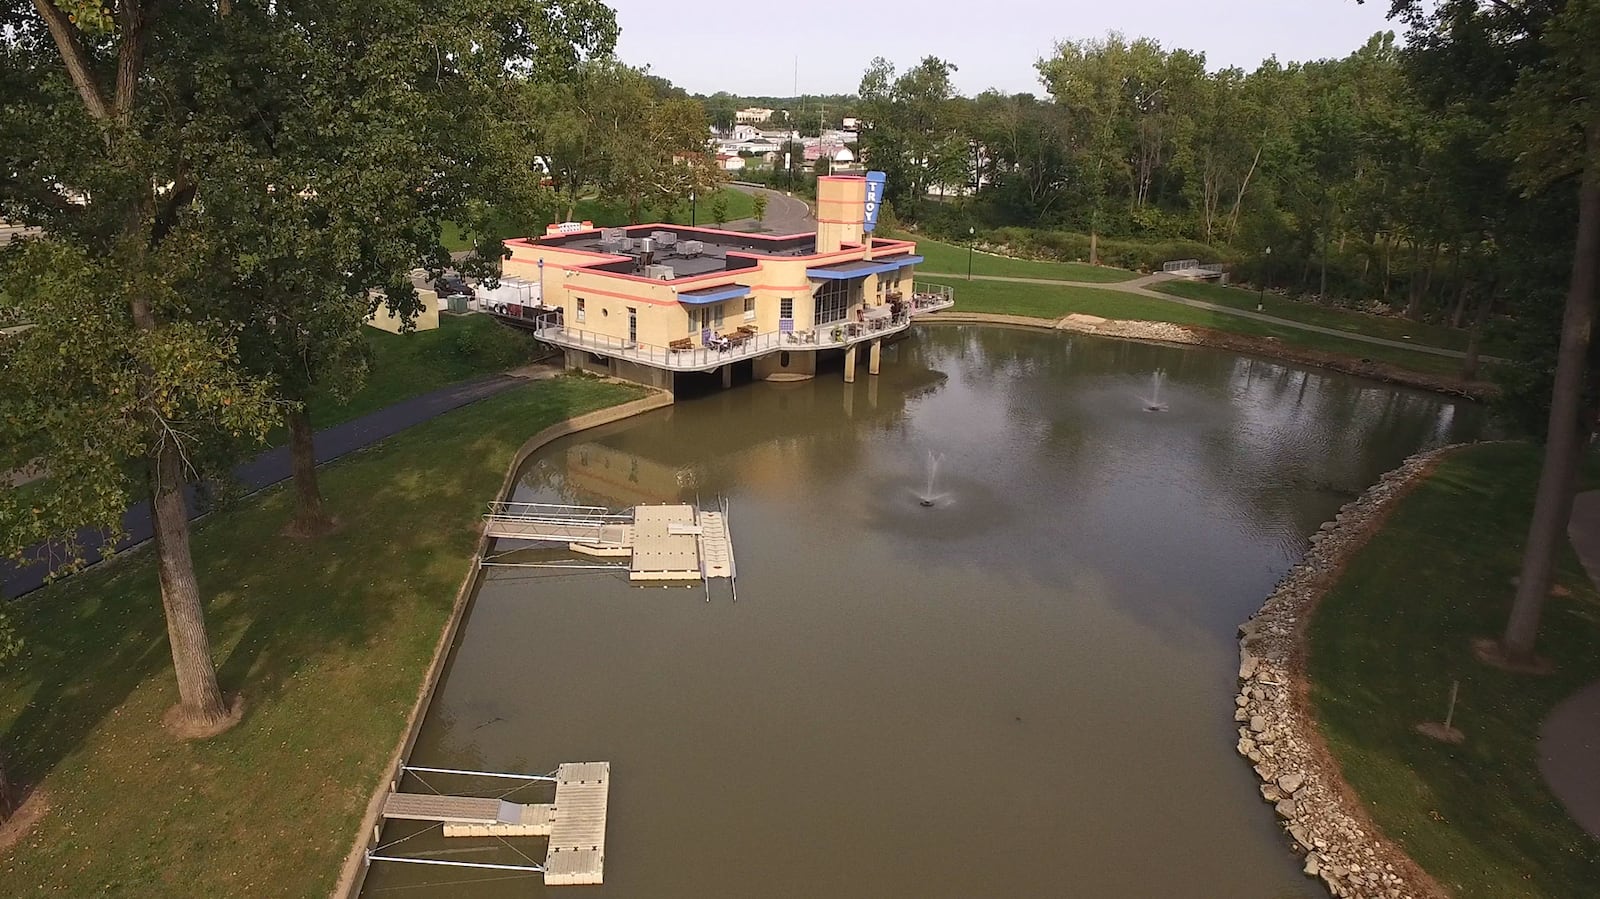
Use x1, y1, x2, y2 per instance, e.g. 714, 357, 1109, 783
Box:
366, 288, 440, 334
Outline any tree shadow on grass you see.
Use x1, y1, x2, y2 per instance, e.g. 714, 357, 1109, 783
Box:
1, 380, 619, 801
0, 562, 174, 787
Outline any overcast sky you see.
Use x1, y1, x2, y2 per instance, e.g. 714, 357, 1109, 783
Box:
607, 0, 1402, 97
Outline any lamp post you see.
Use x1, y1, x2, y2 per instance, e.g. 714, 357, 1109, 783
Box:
967, 226, 975, 282
1257, 246, 1272, 312
690, 190, 697, 227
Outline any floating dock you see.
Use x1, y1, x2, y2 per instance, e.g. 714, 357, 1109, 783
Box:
372, 761, 610, 886
481, 500, 738, 588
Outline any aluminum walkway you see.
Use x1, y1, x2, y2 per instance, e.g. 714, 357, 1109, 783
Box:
374, 761, 611, 886
482, 500, 738, 589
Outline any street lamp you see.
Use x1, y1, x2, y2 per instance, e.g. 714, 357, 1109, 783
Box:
1257, 246, 1272, 312
967, 226, 975, 282
690, 190, 697, 227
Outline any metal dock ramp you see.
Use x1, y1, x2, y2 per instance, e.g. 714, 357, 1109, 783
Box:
370, 761, 611, 886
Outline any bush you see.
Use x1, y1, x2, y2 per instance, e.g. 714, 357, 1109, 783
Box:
956, 224, 1232, 273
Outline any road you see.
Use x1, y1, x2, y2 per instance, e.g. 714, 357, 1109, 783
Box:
725, 182, 815, 235
918, 270, 1484, 361
3, 372, 528, 599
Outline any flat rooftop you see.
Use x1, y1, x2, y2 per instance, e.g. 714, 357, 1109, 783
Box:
532, 225, 817, 279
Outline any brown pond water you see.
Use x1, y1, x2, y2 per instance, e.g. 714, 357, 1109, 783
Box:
361, 325, 1485, 898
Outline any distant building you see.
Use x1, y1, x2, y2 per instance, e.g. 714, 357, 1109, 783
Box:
841, 117, 860, 131
735, 107, 775, 124
716, 153, 745, 172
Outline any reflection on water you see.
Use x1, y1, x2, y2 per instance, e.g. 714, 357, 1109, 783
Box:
364, 326, 1483, 898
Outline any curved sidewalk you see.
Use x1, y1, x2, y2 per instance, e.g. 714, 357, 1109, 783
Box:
2, 372, 531, 599
919, 270, 1486, 361
1541, 490, 1600, 839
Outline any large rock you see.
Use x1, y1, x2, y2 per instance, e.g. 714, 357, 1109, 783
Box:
1278, 772, 1306, 795
1275, 798, 1299, 819
1249, 715, 1268, 733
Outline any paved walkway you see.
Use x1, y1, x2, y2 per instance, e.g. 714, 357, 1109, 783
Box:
2, 371, 536, 599
918, 270, 1480, 361
724, 183, 815, 235
1541, 490, 1600, 839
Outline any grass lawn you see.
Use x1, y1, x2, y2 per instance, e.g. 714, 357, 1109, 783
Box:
307, 313, 540, 429
1151, 280, 1512, 356
910, 237, 1137, 283
1308, 442, 1600, 897
923, 277, 1471, 378
0, 375, 648, 898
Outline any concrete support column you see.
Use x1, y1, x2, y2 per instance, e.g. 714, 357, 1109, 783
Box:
844, 344, 858, 383
721, 364, 733, 389
868, 338, 882, 376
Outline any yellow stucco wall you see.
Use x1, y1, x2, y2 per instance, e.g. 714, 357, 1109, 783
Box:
365, 288, 440, 334
499, 226, 918, 351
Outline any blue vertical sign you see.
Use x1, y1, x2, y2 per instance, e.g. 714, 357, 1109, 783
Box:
863, 171, 887, 232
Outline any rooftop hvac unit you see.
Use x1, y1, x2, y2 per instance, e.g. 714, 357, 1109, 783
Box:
644, 264, 675, 280
600, 228, 626, 242
680, 240, 704, 257
651, 231, 678, 248
598, 238, 626, 254
638, 237, 655, 254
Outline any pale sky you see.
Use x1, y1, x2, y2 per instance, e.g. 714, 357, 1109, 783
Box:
608, 0, 1401, 97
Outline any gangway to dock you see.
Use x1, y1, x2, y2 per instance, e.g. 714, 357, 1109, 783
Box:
368, 761, 611, 886
480, 499, 740, 595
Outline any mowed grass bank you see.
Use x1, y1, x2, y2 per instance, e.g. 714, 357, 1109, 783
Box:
908, 237, 1136, 283
923, 277, 1472, 378
1309, 443, 1600, 898
0, 376, 647, 897
309, 313, 541, 428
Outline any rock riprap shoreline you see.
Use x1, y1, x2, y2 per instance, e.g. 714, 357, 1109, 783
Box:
1235, 445, 1466, 899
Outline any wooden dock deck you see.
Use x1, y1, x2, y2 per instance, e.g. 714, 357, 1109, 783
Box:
629, 504, 701, 581
377, 761, 610, 885
545, 762, 611, 886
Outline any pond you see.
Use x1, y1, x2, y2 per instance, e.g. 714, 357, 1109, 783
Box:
362, 325, 1485, 897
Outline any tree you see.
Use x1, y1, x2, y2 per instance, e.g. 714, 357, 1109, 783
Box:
752, 193, 769, 225
0, 0, 616, 733
857, 56, 961, 215
1378, 0, 1599, 663
0, 2, 281, 734
200, 0, 612, 538
711, 192, 729, 227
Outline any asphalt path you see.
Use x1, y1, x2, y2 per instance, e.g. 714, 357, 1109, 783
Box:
1540, 489, 1600, 839
725, 183, 815, 235
3, 373, 522, 599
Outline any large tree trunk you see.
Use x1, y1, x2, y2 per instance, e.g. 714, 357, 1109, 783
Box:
150, 436, 230, 728
1460, 286, 1492, 380
1405, 238, 1426, 319
0, 753, 13, 824
286, 406, 333, 536
1503, 120, 1600, 661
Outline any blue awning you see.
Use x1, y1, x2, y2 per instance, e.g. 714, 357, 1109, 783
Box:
807, 260, 896, 280
677, 283, 752, 305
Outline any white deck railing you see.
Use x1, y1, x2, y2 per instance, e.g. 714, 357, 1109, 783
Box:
532, 308, 925, 372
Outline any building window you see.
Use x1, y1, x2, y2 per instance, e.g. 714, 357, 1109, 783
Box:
576, 297, 586, 323
744, 297, 756, 321
714, 304, 724, 328
780, 297, 794, 322
815, 279, 851, 325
